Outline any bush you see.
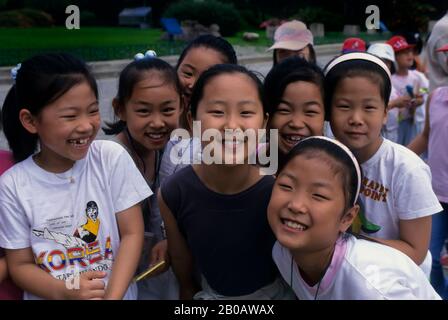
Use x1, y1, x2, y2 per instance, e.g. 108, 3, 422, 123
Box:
80, 11, 97, 26
292, 7, 344, 32
0, 9, 54, 27
164, 0, 242, 36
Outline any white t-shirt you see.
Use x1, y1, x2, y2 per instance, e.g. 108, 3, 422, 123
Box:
384, 86, 400, 132
273, 235, 441, 300
391, 70, 429, 123
0, 140, 152, 300
357, 138, 442, 275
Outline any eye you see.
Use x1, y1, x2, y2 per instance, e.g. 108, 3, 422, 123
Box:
312, 193, 330, 201
89, 108, 99, 115
182, 71, 193, 78
61, 114, 76, 119
365, 105, 378, 111
162, 107, 176, 115
277, 182, 293, 191
305, 110, 320, 116
136, 108, 150, 114
241, 110, 255, 117
209, 110, 224, 116
336, 104, 350, 110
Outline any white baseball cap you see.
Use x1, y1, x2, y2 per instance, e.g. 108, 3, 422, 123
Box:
367, 43, 395, 63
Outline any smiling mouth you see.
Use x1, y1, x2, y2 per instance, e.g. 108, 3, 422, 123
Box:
281, 134, 305, 145
145, 132, 167, 140
281, 218, 308, 231
68, 138, 90, 148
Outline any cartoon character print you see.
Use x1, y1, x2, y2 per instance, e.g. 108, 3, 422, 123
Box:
73, 201, 100, 243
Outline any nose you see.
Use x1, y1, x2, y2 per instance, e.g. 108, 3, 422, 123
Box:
149, 113, 165, 129
287, 194, 308, 215
348, 109, 363, 126
76, 115, 96, 134
224, 113, 242, 131
288, 113, 306, 129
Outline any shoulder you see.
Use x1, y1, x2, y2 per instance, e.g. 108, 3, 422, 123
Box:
343, 236, 428, 298
382, 139, 428, 171
87, 140, 129, 166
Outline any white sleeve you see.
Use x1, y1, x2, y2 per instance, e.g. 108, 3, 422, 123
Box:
0, 176, 31, 249
108, 146, 153, 214
394, 163, 443, 220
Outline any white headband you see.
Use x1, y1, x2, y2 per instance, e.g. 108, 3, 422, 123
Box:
296, 136, 362, 206
324, 52, 391, 80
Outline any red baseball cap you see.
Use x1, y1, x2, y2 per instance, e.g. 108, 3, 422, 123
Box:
387, 36, 415, 53
436, 44, 448, 52
342, 38, 366, 54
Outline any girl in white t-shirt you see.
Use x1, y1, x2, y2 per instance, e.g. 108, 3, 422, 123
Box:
268, 136, 440, 299
324, 53, 442, 277
0, 53, 151, 300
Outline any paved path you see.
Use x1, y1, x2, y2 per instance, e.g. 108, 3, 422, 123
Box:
0, 53, 335, 150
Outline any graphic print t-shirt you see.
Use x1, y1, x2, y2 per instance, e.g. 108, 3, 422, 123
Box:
0, 140, 152, 300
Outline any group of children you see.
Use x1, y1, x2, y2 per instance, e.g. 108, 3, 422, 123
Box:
0, 31, 447, 299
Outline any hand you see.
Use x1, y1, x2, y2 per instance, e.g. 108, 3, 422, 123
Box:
148, 239, 170, 276
411, 94, 424, 107
65, 270, 107, 300
396, 96, 412, 109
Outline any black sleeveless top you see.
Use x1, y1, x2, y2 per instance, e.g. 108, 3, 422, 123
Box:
161, 166, 278, 296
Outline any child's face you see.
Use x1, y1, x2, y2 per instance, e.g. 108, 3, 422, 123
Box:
268, 153, 355, 252
269, 81, 324, 155
330, 76, 386, 162
195, 73, 266, 165
177, 47, 227, 105
29, 81, 100, 168
395, 48, 414, 69
276, 47, 311, 63
119, 74, 181, 151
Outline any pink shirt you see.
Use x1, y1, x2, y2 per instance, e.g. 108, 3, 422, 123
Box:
0, 150, 22, 300
428, 87, 448, 203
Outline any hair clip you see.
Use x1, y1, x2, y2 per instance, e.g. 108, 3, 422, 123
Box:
134, 50, 157, 61
11, 63, 21, 81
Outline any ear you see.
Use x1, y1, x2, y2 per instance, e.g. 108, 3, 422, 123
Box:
19, 109, 38, 134
262, 112, 269, 129
112, 98, 126, 121
339, 204, 359, 233
382, 106, 388, 126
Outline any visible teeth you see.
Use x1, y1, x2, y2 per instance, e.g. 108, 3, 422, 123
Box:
284, 220, 307, 231
69, 138, 88, 145
148, 133, 164, 139
285, 135, 303, 143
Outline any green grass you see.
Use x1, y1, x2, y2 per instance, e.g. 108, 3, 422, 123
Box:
0, 27, 185, 66
0, 27, 393, 66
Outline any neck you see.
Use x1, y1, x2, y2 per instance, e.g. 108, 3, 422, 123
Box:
291, 244, 335, 287
118, 131, 156, 176
193, 164, 261, 194
353, 136, 383, 164
33, 149, 75, 173
396, 67, 409, 76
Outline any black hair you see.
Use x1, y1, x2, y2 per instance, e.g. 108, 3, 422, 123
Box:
323, 58, 391, 121
1, 53, 98, 163
264, 56, 324, 116
176, 34, 237, 70
103, 57, 182, 135
278, 137, 360, 211
273, 44, 317, 66
189, 64, 267, 119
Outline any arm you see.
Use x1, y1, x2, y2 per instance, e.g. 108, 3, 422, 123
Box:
0, 257, 7, 283
366, 216, 432, 265
104, 204, 144, 300
5, 247, 106, 299
408, 93, 431, 155
158, 190, 199, 300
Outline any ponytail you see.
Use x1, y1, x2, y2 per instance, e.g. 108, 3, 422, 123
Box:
2, 85, 38, 162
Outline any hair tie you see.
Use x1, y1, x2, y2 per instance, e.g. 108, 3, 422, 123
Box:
11, 63, 21, 81
134, 50, 157, 61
